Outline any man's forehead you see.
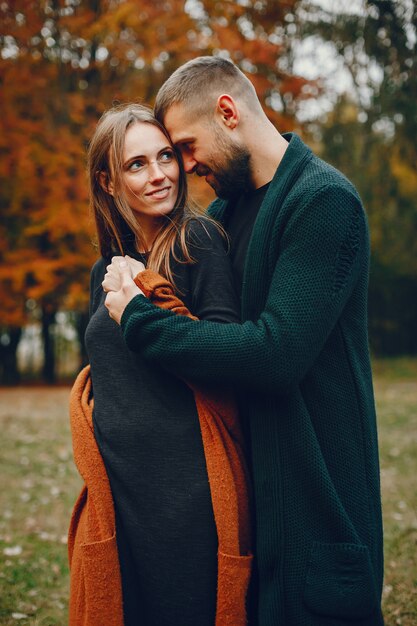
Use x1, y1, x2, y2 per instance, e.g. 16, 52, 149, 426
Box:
164, 103, 198, 143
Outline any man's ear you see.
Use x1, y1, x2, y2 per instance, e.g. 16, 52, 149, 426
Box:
216, 94, 239, 129
98, 171, 114, 196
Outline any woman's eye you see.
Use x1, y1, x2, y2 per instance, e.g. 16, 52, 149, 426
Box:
159, 150, 174, 163
129, 160, 145, 171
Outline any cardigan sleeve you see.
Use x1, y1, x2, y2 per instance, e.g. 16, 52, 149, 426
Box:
121, 185, 368, 394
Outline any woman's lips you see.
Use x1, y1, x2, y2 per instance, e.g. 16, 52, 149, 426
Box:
146, 186, 171, 199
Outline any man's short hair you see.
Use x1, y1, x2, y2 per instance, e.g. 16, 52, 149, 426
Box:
154, 56, 261, 122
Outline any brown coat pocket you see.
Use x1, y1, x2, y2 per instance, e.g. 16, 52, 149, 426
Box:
216, 550, 253, 626
303, 542, 379, 620
70, 534, 124, 626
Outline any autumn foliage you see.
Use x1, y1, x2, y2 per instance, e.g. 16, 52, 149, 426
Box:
0, 0, 315, 381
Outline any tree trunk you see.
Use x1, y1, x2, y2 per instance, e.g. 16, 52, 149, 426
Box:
0, 327, 22, 384
41, 306, 56, 383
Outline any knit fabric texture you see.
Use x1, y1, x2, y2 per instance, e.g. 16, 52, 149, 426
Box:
120, 134, 384, 626
68, 366, 124, 626
69, 269, 252, 626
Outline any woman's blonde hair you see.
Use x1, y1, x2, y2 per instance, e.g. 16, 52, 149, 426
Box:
87, 102, 207, 286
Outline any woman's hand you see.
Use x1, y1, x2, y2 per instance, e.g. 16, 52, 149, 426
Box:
102, 256, 124, 292
125, 255, 146, 280
104, 260, 144, 325
102, 256, 146, 292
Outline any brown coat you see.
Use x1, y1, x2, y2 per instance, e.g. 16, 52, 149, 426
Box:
68, 269, 252, 626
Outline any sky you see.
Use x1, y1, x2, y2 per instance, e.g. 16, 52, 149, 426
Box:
293, 0, 367, 121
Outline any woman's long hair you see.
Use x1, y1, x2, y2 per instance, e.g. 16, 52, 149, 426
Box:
87, 102, 208, 286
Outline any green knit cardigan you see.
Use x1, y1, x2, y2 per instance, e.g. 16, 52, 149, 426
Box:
121, 134, 384, 626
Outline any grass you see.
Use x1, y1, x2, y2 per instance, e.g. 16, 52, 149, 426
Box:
373, 358, 417, 625
0, 359, 416, 625
0, 388, 81, 625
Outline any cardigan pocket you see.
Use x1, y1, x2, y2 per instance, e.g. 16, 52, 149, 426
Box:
216, 551, 253, 626
80, 534, 124, 626
303, 542, 378, 620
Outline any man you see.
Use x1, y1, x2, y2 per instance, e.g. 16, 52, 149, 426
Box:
105, 56, 384, 625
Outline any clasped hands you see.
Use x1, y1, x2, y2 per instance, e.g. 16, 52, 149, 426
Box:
103, 255, 145, 325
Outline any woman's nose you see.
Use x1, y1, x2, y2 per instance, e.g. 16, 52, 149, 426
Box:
148, 161, 166, 182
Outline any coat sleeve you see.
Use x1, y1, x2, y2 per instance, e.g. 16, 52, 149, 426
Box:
134, 269, 198, 320
121, 185, 368, 394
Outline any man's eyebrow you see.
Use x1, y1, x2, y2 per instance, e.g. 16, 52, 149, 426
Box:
171, 136, 194, 145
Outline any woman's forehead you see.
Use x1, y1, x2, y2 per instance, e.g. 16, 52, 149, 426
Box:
123, 122, 170, 159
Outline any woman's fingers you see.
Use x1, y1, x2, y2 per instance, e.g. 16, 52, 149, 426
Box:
103, 255, 146, 292
125, 255, 146, 276
102, 264, 121, 292
104, 261, 144, 324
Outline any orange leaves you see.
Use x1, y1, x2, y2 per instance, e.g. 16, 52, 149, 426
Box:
0, 0, 315, 328
279, 75, 310, 99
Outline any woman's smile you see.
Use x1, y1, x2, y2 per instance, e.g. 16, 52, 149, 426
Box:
145, 185, 172, 199
121, 122, 180, 225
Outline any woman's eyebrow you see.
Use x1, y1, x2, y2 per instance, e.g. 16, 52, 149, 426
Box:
123, 153, 146, 166
124, 145, 172, 165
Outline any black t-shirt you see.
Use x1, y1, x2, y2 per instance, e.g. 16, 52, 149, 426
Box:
221, 181, 271, 517
224, 182, 270, 298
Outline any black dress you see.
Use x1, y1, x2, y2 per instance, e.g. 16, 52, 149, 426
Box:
84, 219, 240, 626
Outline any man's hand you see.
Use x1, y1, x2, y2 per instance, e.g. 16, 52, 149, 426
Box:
104, 260, 144, 325
102, 256, 146, 293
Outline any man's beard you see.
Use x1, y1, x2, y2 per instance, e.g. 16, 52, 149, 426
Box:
196, 131, 253, 200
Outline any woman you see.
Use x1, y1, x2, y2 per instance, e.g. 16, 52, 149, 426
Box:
68, 103, 251, 626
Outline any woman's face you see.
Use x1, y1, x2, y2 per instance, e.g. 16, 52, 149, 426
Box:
119, 121, 180, 224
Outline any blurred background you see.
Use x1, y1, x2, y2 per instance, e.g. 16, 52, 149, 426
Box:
0, 0, 416, 384
0, 3, 416, 624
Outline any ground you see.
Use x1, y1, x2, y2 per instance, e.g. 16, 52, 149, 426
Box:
0, 358, 416, 625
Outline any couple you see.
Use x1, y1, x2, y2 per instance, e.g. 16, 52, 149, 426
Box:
68, 56, 384, 626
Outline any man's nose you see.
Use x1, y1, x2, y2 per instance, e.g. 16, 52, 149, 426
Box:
182, 154, 198, 174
